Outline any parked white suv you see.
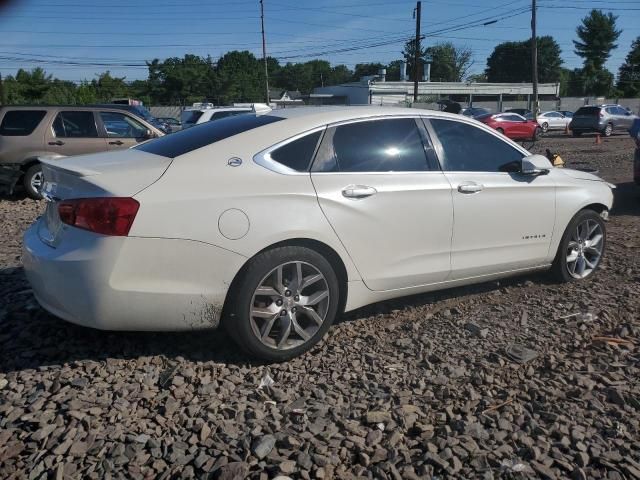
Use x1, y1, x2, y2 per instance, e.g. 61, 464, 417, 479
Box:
180, 103, 271, 129
23, 107, 614, 361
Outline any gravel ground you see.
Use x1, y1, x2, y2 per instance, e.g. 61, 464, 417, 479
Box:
1, 133, 639, 480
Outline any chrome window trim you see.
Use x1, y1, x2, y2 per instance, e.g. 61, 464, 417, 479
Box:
253, 126, 327, 175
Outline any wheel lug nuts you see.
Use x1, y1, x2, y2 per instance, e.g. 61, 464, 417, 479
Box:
285, 290, 291, 297
281, 310, 287, 316
294, 295, 299, 301
292, 307, 297, 313
276, 299, 283, 306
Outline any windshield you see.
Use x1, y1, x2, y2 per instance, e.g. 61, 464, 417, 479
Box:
575, 107, 601, 116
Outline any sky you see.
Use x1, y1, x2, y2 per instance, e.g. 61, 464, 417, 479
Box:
0, 0, 638, 84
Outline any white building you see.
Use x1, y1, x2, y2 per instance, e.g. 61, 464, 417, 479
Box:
311, 78, 561, 112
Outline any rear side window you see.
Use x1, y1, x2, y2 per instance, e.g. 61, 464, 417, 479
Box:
136, 114, 284, 158
270, 131, 322, 172
430, 119, 524, 173
575, 107, 601, 116
0, 110, 46, 136
52, 111, 98, 138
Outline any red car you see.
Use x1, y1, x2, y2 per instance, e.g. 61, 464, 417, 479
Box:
477, 113, 542, 141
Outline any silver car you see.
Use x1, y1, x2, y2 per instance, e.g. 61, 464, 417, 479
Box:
570, 104, 637, 137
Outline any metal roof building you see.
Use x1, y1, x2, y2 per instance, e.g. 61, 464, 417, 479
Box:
311, 80, 561, 111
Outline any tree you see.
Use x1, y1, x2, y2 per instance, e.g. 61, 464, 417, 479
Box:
485, 36, 563, 83
425, 42, 473, 82
574, 10, 621, 70
617, 37, 640, 97
402, 38, 427, 81
352, 63, 384, 81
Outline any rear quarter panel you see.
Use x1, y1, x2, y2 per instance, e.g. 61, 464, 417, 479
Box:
130, 133, 362, 282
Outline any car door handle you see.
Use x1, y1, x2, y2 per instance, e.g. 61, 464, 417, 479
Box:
48, 140, 65, 146
458, 183, 484, 194
109, 140, 124, 145
342, 185, 377, 199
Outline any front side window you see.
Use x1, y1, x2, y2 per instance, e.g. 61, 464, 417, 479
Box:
322, 118, 430, 173
100, 111, 147, 138
52, 111, 98, 138
270, 131, 322, 172
430, 119, 524, 173
0, 110, 46, 136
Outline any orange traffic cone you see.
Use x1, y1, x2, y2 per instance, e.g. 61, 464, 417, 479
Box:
595, 134, 602, 145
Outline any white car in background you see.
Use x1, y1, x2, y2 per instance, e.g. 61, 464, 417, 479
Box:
180, 103, 271, 129
23, 107, 613, 361
534, 111, 572, 132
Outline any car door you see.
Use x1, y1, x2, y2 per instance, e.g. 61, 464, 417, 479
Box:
98, 111, 152, 150
46, 110, 108, 156
615, 107, 633, 130
310, 117, 453, 291
545, 112, 561, 129
426, 117, 555, 280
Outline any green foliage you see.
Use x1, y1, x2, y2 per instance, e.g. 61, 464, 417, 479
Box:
574, 10, 621, 70
402, 38, 427, 81
426, 42, 473, 82
485, 36, 563, 83
617, 37, 640, 97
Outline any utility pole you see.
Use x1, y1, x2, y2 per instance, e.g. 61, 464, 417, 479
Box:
531, 0, 538, 120
413, 1, 421, 102
260, 0, 270, 105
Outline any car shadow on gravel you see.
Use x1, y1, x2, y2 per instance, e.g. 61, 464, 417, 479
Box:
0, 265, 556, 374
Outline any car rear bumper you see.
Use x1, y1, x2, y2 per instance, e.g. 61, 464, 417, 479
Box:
23, 221, 247, 331
570, 119, 606, 132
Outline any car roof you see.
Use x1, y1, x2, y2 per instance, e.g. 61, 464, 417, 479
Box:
267, 105, 467, 125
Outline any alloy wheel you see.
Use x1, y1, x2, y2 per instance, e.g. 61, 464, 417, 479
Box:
249, 261, 330, 350
565, 219, 604, 279
541, 122, 548, 133
30, 171, 44, 192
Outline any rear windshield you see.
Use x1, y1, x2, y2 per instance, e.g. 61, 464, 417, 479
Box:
181, 110, 204, 124
136, 114, 284, 158
0, 110, 47, 136
575, 107, 601, 116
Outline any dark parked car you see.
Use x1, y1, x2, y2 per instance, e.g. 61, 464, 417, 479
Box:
157, 117, 182, 133
505, 108, 532, 117
462, 107, 492, 118
570, 105, 637, 137
632, 118, 640, 185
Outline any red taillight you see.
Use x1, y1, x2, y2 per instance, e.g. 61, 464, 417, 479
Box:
58, 197, 139, 236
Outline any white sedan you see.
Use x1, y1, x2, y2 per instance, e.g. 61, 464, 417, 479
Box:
535, 111, 572, 132
23, 107, 614, 361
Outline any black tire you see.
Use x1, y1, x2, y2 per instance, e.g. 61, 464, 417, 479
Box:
532, 127, 542, 141
551, 209, 606, 283
572, 131, 582, 137
496, 127, 504, 135
541, 122, 549, 133
223, 246, 340, 361
603, 123, 613, 137
23, 164, 43, 200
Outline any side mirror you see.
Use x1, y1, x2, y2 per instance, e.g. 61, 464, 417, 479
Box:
521, 154, 551, 176
144, 129, 155, 139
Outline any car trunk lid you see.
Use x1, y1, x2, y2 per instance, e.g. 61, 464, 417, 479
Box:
38, 150, 171, 246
